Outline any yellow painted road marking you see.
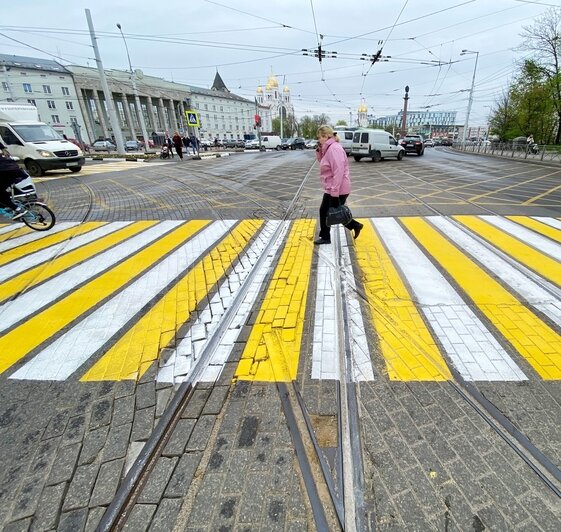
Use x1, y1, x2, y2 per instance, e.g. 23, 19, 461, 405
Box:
0, 220, 208, 375
354, 219, 451, 381
34, 161, 170, 182
0, 222, 106, 267
0, 226, 31, 242
455, 215, 561, 288
403, 217, 561, 379
522, 182, 561, 205
82, 220, 263, 381
235, 219, 315, 382
506, 216, 561, 244
0, 221, 157, 303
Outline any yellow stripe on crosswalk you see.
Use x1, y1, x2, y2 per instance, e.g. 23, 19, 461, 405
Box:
455, 215, 561, 288
355, 219, 451, 381
403, 217, 561, 379
235, 219, 315, 382
0, 223, 107, 266
81, 220, 263, 381
0, 221, 158, 303
0, 225, 31, 243
0, 220, 208, 375
506, 216, 561, 244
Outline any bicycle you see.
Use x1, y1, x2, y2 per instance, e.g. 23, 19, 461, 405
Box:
0, 173, 55, 231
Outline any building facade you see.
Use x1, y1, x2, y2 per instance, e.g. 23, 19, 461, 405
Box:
0, 54, 89, 142
373, 110, 458, 137
256, 72, 294, 135
189, 72, 270, 141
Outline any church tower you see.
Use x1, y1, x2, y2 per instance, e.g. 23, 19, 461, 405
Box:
256, 70, 295, 132
357, 100, 368, 127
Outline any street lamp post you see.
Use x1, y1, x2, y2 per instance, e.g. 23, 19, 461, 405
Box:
117, 23, 150, 152
460, 49, 479, 145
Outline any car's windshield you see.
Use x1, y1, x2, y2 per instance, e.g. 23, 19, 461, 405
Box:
12, 124, 62, 142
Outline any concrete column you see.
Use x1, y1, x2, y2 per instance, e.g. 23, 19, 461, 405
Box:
168, 100, 178, 133
92, 90, 109, 139
179, 101, 186, 132
158, 98, 169, 132
147, 97, 158, 133
79, 88, 96, 143
122, 94, 136, 140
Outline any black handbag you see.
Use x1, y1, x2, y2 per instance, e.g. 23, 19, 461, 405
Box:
326, 204, 353, 226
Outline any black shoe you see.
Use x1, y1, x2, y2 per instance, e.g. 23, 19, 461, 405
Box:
354, 223, 364, 240
314, 238, 331, 245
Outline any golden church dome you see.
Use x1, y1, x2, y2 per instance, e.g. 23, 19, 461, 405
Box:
256, 86, 263, 93
283, 85, 290, 93
358, 102, 368, 113
266, 74, 279, 90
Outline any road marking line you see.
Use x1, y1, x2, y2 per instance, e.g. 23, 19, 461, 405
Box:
355, 219, 451, 381
522, 181, 561, 205
82, 220, 260, 381
455, 216, 561, 287
338, 224, 375, 381
0, 224, 29, 239
0, 222, 106, 267
431, 217, 561, 329
507, 216, 561, 244
0, 222, 147, 303
0, 222, 79, 253
235, 219, 315, 382
482, 215, 561, 261
7, 220, 210, 380
157, 220, 283, 384
0, 221, 172, 334
403, 217, 561, 380
532, 216, 561, 231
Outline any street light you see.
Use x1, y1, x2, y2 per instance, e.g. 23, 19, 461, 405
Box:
116, 23, 149, 151
460, 49, 479, 144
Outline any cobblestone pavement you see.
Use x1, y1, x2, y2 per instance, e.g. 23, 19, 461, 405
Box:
0, 149, 560, 530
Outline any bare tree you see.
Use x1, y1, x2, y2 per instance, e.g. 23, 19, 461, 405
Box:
520, 8, 561, 142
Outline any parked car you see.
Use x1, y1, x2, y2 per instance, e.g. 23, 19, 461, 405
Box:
125, 140, 142, 151
305, 139, 318, 149
399, 135, 425, 156
424, 139, 434, 148
280, 138, 291, 150
245, 139, 260, 149
333, 128, 357, 155
92, 140, 116, 152
199, 138, 211, 148
351, 129, 404, 162
224, 139, 240, 149
286, 137, 306, 150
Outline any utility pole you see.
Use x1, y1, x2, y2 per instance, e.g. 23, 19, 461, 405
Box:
86, 9, 125, 153
461, 50, 479, 144
400, 85, 410, 137
117, 23, 150, 152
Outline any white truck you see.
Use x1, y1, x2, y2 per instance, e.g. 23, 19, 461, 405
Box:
0, 103, 85, 176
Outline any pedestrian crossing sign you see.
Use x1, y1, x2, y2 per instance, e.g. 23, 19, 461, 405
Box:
185, 110, 200, 127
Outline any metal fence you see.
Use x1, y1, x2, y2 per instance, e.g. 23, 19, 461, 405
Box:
452, 142, 561, 164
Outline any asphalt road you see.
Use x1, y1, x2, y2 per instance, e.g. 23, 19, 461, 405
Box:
0, 147, 560, 530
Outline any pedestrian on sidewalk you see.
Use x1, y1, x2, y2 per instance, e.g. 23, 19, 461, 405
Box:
165, 134, 174, 157
172, 131, 183, 160
314, 125, 363, 245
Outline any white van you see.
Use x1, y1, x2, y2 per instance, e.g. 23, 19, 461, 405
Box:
334, 128, 357, 155
351, 129, 404, 162
0, 103, 85, 176
259, 135, 282, 150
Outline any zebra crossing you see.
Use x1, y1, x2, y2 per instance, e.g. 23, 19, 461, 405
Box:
0, 215, 560, 384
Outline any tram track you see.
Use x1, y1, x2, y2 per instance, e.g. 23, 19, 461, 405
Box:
84, 151, 561, 530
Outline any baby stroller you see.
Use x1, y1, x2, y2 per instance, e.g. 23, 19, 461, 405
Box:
160, 145, 171, 159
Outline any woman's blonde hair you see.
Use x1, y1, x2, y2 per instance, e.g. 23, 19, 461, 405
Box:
317, 125, 339, 142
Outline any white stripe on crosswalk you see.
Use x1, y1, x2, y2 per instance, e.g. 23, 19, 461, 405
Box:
0, 222, 132, 283
157, 220, 283, 384
373, 218, 526, 381
0, 221, 182, 333
481, 215, 561, 261
11, 221, 236, 381
532, 216, 561, 231
0, 222, 79, 253
431, 217, 561, 329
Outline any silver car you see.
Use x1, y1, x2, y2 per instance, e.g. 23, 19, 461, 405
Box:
92, 140, 116, 152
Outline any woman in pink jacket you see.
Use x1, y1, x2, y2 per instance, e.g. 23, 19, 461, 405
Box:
314, 125, 363, 245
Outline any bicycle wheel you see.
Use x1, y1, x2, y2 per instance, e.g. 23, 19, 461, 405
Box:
22, 202, 56, 231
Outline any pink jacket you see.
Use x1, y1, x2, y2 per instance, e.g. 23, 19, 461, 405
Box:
316, 137, 351, 196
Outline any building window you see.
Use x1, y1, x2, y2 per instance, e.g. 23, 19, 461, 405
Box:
47, 100, 56, 109
204, 104, 208, 110
43, 85, 51, 94
70, 116, 78, 125
66, 101, 74, 110
27, 99, 36, 106
1, 82, 8, 92
62, 87, 70, 96
51, 115, 60, 123
23, 83, 32, 93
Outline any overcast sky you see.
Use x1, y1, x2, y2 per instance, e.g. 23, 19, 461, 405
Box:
2, 0, 561, 127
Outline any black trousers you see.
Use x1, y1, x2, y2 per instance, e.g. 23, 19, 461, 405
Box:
318, 192, 360, 240
174, 144, 183, 159
0, 163, 26, 209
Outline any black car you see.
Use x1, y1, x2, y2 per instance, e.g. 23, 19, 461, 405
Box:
399, 135, 424, 156
288, 137, 306, 150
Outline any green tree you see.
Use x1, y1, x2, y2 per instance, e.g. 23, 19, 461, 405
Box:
298, 114, 331, 138
335, 120, 347, 126
520, 8, 561, 143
